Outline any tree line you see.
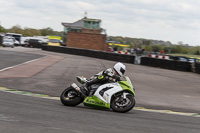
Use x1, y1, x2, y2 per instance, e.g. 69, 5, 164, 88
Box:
0, 25, 64, 39
108, 36, 200, 55
144, 45, 200, 55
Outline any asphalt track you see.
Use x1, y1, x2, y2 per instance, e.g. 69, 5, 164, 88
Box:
0, 47, 200, 132
0, 90, 200, 133
0, 49, 44, 70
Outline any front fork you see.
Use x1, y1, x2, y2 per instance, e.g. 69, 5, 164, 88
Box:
123, 92, 129, 98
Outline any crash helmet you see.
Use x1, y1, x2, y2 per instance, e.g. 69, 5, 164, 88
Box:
113, 62, 126, 77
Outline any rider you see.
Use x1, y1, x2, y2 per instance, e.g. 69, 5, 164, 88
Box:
80, 62, 126, 97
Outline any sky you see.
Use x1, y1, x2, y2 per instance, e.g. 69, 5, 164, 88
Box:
0, 0, 200, 46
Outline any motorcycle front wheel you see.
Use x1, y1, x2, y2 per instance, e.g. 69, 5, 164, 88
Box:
111, 93, 135, 113
60, 87, 84, 106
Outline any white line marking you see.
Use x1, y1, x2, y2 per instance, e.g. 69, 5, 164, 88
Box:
0, 87, 200, 117
0, 56, 48, 72
133, 107, 200, 117
0, 114, 19, 122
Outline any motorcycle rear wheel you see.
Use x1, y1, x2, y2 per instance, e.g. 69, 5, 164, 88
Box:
111, 94, 135, 113
60, 87, 83, 106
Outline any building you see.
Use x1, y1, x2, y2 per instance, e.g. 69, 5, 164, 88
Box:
62, 17, 108, 51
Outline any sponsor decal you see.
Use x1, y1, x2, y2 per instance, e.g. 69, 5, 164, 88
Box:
86, 99, 105, 106
98, 75, 104, 79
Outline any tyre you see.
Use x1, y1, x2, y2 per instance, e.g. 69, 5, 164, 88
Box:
111, 93, 135, 113
60, 87, 84, 106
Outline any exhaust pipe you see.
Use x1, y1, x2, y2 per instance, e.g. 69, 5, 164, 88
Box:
71, 83, 81, 92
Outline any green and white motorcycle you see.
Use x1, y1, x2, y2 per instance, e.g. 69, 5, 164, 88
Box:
60, 76, 135, 113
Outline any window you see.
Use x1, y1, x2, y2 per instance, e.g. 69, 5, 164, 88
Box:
64, 27, 68, 33
84, 21, 87, 28
93, 22, 99, 29
87, 21, 91, 28
49, 39, 60, 43
84, 21, 91, 29
84, 21, 100, 29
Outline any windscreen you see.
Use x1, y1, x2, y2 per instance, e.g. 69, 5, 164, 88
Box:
49, 39, 60, 43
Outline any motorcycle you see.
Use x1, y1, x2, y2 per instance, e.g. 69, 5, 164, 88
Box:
60, 76, 136, 113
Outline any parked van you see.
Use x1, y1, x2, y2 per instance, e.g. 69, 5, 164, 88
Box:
47, 36, 62, 46
5, 33, 22, 46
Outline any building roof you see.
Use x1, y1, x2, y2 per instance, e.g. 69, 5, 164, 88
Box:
62, 17, 101, 28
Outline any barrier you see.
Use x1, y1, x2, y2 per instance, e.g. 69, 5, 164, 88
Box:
195, 63, 200, 74
42, 45, 195, 73
0, 36, 3, 45
148, 54, 169, 59
42, 45, 135, 63
141, 57, 192, 72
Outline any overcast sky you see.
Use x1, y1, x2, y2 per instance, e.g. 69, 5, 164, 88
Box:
0, 0, 200, 46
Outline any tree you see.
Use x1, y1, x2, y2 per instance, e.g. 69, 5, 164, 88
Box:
23, 28, 41, 36
53, 31, 64, 40
144, 45, 152, 51
0, 25, 6, 33
189, 46, 200, 55
152, 45, 162, 52
164, 47, 170, 53
143, 40, 150, 45
129, 42, 135, 48
170, 45, 188, 54
8, 25, 24, 34
171, 45, 181, 53
40, 27, 54, 36
195, 51, 200, 55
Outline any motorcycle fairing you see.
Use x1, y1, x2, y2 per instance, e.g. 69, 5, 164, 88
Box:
83, 95, 110, 109
83, 76, 135, 109
118, 81, 135, 96
83, 83, 121, 109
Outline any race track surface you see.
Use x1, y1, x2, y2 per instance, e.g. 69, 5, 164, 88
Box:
0, 49, 44, 70
0, 91, 200, 133
0, 47, 200, 133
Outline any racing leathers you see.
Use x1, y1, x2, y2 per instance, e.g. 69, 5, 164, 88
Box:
81, 68, 121, 97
